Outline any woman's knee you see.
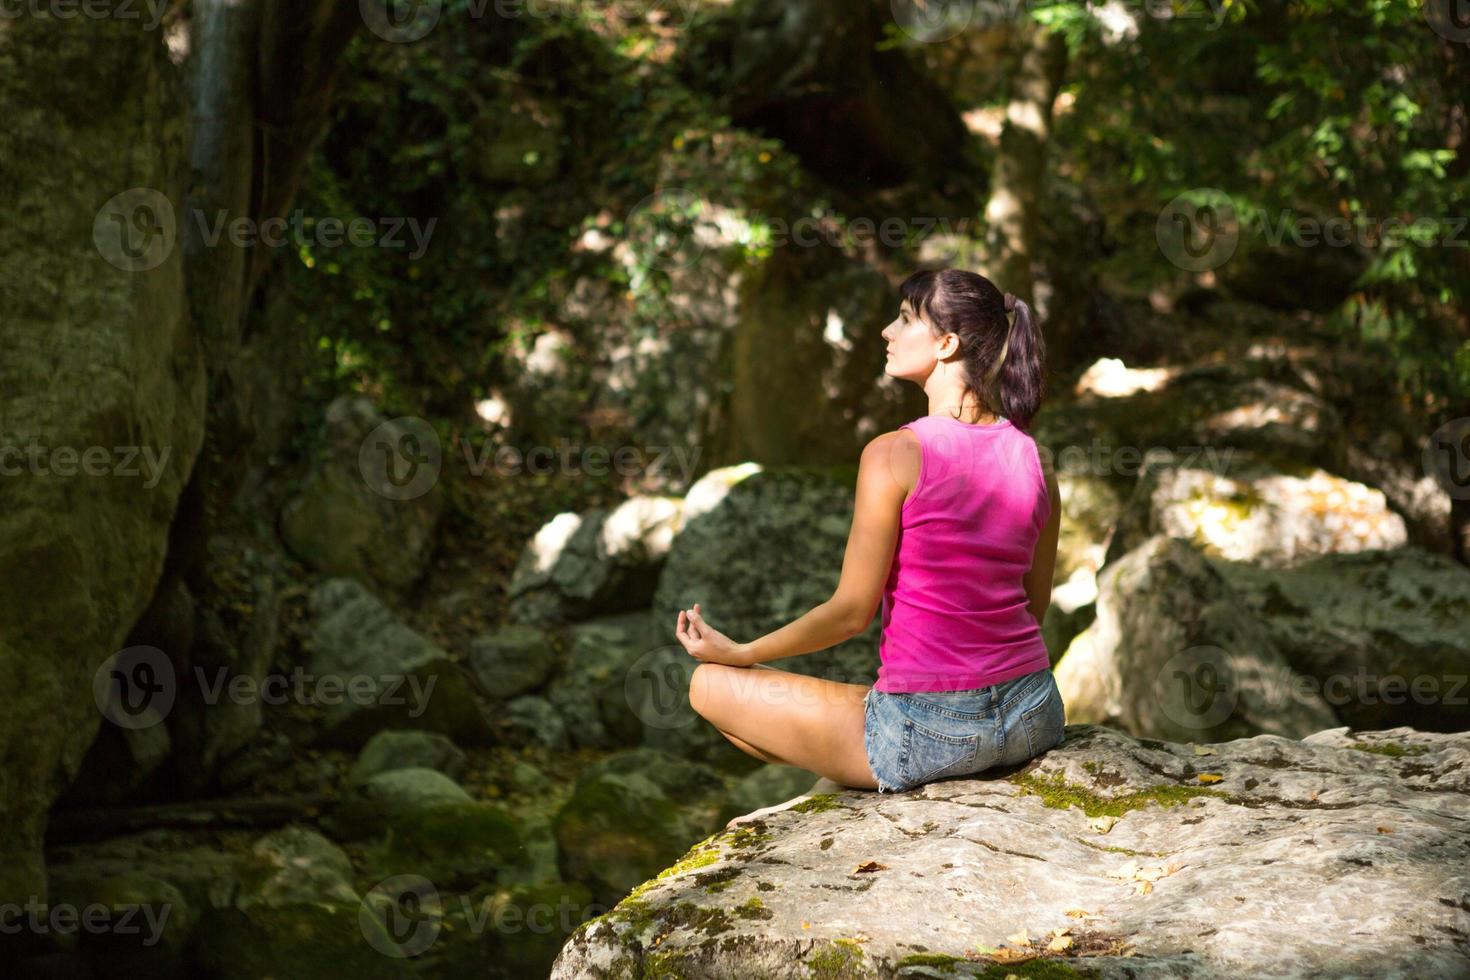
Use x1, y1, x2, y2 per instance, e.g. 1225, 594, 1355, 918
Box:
688, 662, 723, 719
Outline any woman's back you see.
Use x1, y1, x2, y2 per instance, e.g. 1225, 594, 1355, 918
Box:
875, 413, 1052, 693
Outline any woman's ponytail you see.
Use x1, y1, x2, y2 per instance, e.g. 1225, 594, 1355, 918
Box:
981, 291, 1044, 431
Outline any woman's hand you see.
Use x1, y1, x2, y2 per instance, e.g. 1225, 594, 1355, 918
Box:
675, 603, 753, 667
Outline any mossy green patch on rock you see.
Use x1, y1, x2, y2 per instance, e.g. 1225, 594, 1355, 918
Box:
734, 896, 772, 920
789, 793, 845, 814
973, 957, 1101, 978
1010, 769, 1229, 817
1071, 836, 1161, 857
697, 866, 741, 893
1349, 741, 1428, 757
723, 825, 775, 849
807, 937, 869, 978
897, 951, 964, 973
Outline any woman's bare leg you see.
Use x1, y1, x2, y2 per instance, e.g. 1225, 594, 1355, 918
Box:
717, 728, 789, 765
688, 662, 878, 791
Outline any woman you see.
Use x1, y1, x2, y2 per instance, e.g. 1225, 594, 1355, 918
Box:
673, 267, 1065, 806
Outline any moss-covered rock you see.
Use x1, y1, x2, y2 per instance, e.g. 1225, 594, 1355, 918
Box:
552, 750, 726, 908
552, 724, 1470, 978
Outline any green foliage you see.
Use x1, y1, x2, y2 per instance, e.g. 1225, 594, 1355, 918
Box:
1047, 0, 1467, 410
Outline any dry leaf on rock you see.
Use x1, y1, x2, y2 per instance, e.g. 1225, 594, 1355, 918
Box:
1197, 773, 1223, 784
1109, 860, 1186, 896
853, 861, 888, 873
987, 947, 1038, 964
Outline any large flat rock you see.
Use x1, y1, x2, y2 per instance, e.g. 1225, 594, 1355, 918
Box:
552, 723, 1470, 978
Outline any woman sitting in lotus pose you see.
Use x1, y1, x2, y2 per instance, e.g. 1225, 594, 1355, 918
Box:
674, 267, 1066, 814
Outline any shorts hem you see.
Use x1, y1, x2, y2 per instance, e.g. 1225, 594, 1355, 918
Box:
874, 656, 1051, 694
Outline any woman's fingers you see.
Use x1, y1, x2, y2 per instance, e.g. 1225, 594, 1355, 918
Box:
676, 608, 701, 656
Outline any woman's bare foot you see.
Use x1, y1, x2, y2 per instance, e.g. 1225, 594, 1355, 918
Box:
724, 777, 845, 830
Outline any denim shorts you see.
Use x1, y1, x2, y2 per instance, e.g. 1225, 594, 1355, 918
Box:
864, 667, 1067, 793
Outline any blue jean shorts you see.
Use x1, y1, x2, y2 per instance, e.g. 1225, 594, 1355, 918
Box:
863, 667, 1067, 793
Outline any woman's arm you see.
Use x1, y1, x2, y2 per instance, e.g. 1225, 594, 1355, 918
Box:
1023, 457, 1062, 626
738, 432, 909, 666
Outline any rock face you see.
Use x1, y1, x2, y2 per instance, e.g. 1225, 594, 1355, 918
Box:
305, 577, 490, 746
0, 15, 205, 902
1057, 534, 1470, 739
1056, 535, 1340, 743
1213, 548, 1470, 733
1104, 452, 1407, 568
552, 724, 1470, 979
507, 497, 681, 626
280, 395, 444, 592
554, 748, 728, 908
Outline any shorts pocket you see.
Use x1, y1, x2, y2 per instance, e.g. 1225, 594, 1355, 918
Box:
899, 717, 981, 787
1019, 676, 1066, 757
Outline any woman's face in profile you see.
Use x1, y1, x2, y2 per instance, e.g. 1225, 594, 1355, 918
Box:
882, 298, 940, 381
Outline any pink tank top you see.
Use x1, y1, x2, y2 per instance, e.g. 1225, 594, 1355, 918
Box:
874, 413, 1052, 693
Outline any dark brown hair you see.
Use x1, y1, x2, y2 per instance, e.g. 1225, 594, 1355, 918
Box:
898, 267, 1046, 431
